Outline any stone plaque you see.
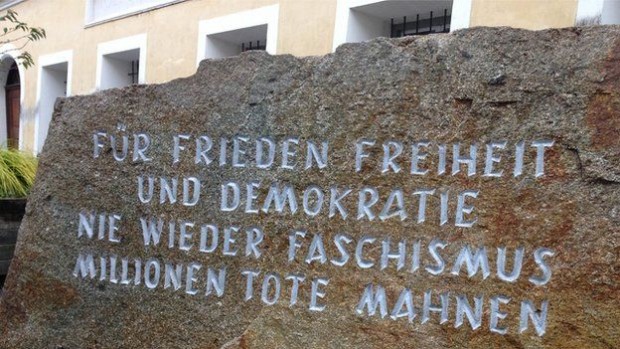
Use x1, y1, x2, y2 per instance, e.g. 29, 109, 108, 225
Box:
1, 27, 619, 348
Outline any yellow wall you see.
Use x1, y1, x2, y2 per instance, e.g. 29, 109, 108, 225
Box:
470, 0, 578, 29
5, 0, 338, 152
3, 0, 582, 152
277, 0, 337, 56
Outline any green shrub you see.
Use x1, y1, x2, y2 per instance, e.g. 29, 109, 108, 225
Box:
0, 148, 37, 198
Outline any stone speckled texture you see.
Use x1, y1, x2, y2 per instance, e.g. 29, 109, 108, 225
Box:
1, 27, 620, 348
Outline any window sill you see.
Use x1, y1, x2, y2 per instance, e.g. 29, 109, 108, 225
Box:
0, 0, 26, 11
84, 0, 187, 29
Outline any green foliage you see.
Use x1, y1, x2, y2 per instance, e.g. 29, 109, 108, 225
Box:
0, 147, 37, 198
0, 9, 46, 68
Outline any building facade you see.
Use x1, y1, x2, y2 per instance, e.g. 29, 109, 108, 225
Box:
0, 0, 618, 154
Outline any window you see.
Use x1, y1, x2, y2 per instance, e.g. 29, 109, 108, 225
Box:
85, 0, 186, 26
205, 24, 268, 59
96, 34, 146, 90
35, 50, 72, 154
333, 0, 471, 51
576, 0, 620, 25
388, 8, 452, 38
196, 5, 279, 64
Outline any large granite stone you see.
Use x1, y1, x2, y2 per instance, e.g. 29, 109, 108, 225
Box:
1, 26, 619, 348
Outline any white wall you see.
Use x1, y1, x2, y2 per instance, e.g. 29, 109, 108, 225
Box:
602, 0, 620, 24
346, 10, 388, 43
205, 37, 243, 59
451, 0, 472, 30
35, 50, 72, 154
576, 0, 620, 25
100, 54, 136, 89
37, 65, 67, 153
576, 0, 605, 24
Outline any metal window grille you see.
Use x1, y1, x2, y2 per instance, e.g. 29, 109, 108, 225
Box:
241, 40, 266, 52
128, 60, 139, 84
390, 9, 451, 38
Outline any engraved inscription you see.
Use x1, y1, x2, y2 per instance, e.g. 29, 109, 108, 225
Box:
71, 132, 558, 337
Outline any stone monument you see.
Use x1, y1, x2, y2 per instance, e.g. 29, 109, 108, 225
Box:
1, 27, 619, 348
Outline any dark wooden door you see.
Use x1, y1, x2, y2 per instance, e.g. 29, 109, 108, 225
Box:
5, 85, 19, 148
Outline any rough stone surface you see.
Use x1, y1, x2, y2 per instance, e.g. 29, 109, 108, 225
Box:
1, 27, 620, 348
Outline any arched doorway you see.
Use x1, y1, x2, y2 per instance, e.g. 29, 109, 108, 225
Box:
0, 53, 21, 150
5, 61, 20, 148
